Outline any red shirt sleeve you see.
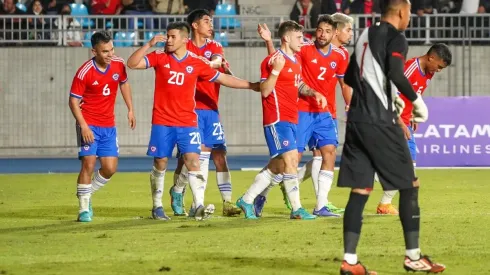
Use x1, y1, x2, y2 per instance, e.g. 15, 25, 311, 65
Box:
197, 59, 221, 82
119, 62, 128, 83
336, 52, 348, 78
260, 55, 272, 82
210, 41, 224, 59
144, 50, 164, 69
69, 74, 86, 99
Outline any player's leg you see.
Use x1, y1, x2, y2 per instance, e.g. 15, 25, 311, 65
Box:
278, 112, 314, 210
147, 125, 175, 220
170, 153, 188, 216
337, 122, 376, 274
76, 125, 99, 222
254, 171, 283, 217
211, 146, 242, 216
367, 124, 445, 273
177, 127, 215, 221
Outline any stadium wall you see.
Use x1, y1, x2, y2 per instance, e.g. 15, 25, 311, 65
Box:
0, 45, 484, 157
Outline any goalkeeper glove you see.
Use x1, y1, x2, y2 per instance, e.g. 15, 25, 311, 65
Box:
412, 94, 428, 122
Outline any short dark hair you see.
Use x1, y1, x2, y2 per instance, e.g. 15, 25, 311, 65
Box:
428, 43, 452, 66
380, 0, 410, 15
187, 9, 211, 25
278, 20, 303, 38
317, 14, 336, 29
167, 22, 191, 36
91, 30, 112, 48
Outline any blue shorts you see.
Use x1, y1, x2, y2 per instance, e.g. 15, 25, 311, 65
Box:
296, 112, 338, 153
407, 125, 417, 161
77, 125, 119, 158
263, 121, 297, 158
196, 109, 227, 150
147, 125, 201, 158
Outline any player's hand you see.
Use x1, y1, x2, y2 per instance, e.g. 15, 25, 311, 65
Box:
80, 125, 94, 144
412, 95, 428, 122
128, 110, 136, 130
411, 121, 418, 132
314, 92, 328, 109
271, 54, 285, 72
250, 82, 261, 92
148, 34, 166, 47
257, 23, 272, 42
222, 58, 232, 74
402, 124, 411, 140
394, 94, 405, 117
345, 104, 350, 112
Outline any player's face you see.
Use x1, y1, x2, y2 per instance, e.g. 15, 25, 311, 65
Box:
336, 23, 353, 45
286, 30, 304, 53
399, 2, 412, 30
92, 41, 114, 66
194, 15, 213, 39
315, 22, 334, 47
427, 55, 448, 74
166, 29, 189, 53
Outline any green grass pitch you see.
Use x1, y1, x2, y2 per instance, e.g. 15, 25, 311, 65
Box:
1, 170, 489, 275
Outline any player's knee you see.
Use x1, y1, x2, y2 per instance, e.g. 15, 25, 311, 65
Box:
212, 150, 228, 171
153, 158, 168, 171
413, 176, 420, 187
81, 157, 96, 174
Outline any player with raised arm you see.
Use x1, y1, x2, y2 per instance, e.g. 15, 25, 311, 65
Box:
337, 0, 445, 273
236, 20, 327, 220
254, 16, 347, 217
170, 9, 242, 218
127, 22, 258, 221
376, 43, 452, 215
68, 30, 136, 223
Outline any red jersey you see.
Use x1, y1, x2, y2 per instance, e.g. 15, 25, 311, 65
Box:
70, 56, 128, 127
325, 45, 349, 118
399, 57, 434, 125
144, 50, 220, 127
260, 50, 302, 126
186, 39, 224, 110
297, 43, 348, 114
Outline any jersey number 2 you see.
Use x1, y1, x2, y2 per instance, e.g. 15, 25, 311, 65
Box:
168, 71, 185, 86
102, 84, 111, 96
317, 67, 327, 80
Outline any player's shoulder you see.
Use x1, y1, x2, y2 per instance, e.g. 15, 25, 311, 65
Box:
75, 59, 95, 80
188, 51, 211, 65
339, 45, 350, 57
206, 39, 223, 49
111, 55, 126, 64
332, 45, 347, 60
405, 57, 417, 66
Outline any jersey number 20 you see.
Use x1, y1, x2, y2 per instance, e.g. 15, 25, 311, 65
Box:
168, 71, 185, 86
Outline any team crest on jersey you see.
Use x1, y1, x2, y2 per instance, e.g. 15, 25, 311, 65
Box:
426, 79, 431, 85
150, 146, 156, 152
283, 140, 289, 146
83, 145, 90, 151
330, 62, 337, 69
186, 66, 194, 74
204, 51, 212, 59
112, 73, 120, 81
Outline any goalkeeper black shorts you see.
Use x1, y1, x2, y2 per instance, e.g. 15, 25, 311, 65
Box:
337, 121, 416, 191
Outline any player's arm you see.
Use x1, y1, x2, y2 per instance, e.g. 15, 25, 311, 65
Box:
257, 23, 276, 55
222, 58, 234, 75
339, 78, 352, 110
120, 82, 136, 129
209, 55, 223, 69
298, 80, 327, 109
260, 53, 284, 97
68, 78, 94, 144
215, 73, 259, 91
127, 34, 166, 69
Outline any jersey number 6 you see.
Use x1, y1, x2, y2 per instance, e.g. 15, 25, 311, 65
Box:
102, 84, 111, 96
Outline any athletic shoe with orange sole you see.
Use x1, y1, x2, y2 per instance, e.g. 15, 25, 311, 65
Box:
340, 260, 377, 275
404, 255, 446, 273
376, 203, 399, 215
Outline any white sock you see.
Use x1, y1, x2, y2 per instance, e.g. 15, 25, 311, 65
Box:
188, 171, 206, 208
297, 160, 312, 183
259, 173, 283, 198
173, 171, 179, 186
150, 166, 165, 208
243, 168, 273, 204
217, 172, 232, 202
77, 184, 91, 213
90, 170, 110, 194
311, 156, 322, 196
316, 170, 334, 211
173, 165, 188, 193
406, 248, 421, 261
283, 174, 301, 211
344, 253, 358, 265
380, 190, 397, 204
199, 152, 211, 189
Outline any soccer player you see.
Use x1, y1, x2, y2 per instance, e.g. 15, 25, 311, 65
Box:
337, 0, 445, 273
255, 16, 347, 217
127, 22, 259, 221
68, 30, 136, 223
236, 20, 327, 220
376, 43, 452, 215
170, 9, 242, 217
